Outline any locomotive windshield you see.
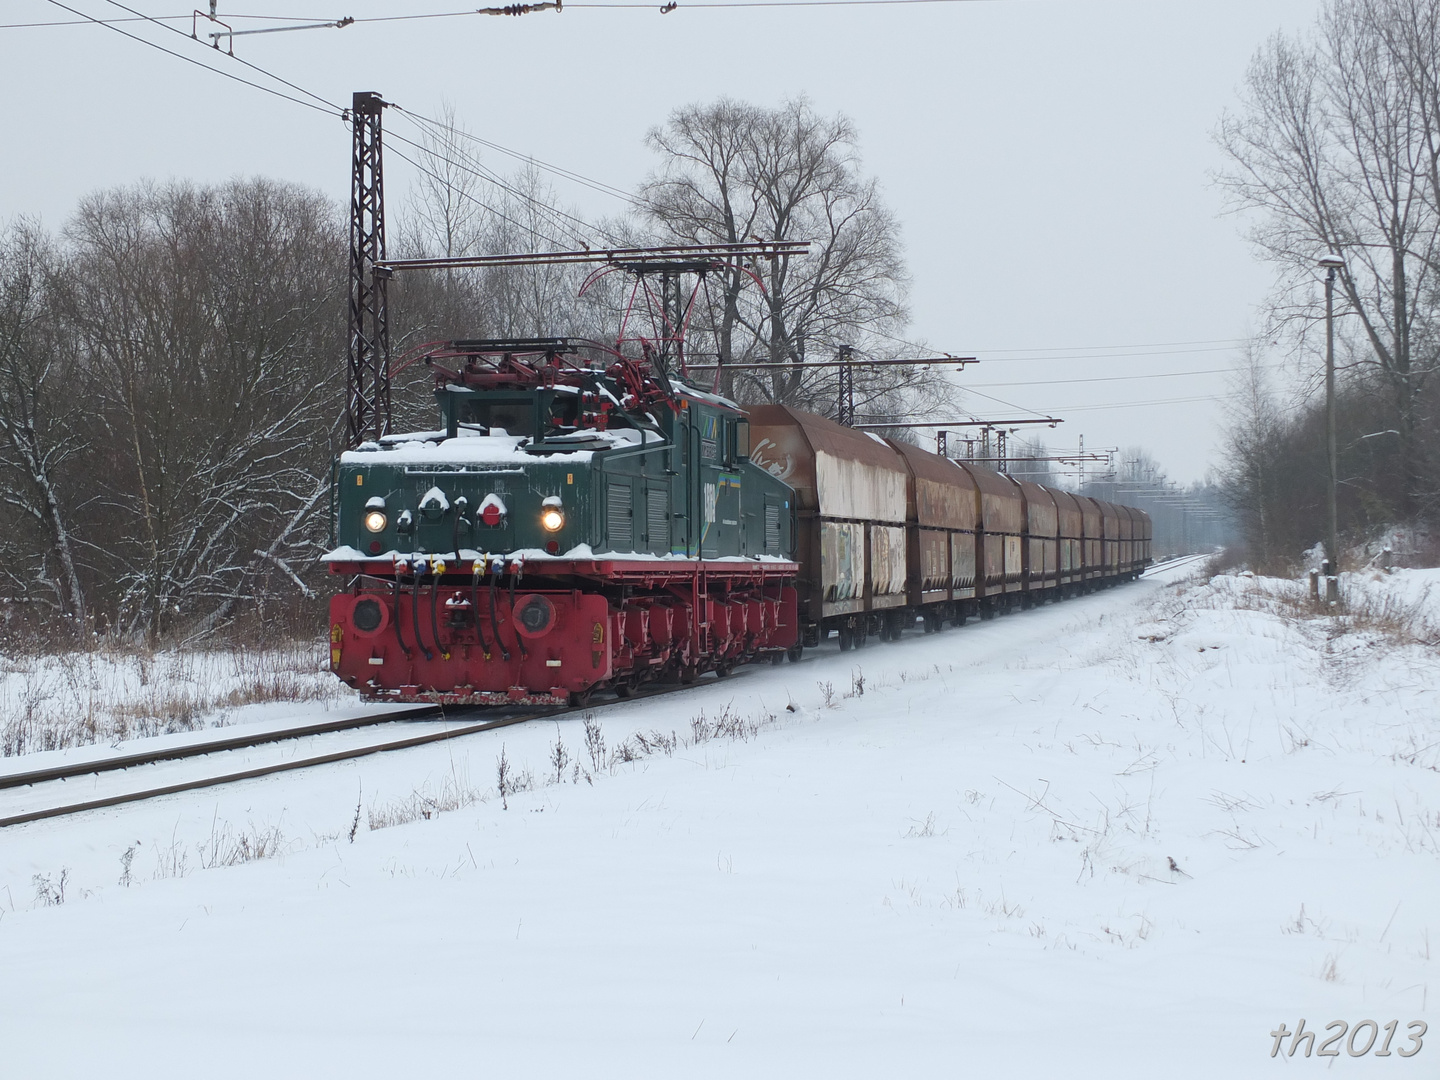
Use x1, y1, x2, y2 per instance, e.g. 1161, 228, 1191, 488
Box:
454, 396, 536, 437
445, 390, 587, 440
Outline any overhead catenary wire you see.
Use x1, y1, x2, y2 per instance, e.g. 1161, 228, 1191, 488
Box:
43, 0, 624, 251
5, 0, 1005, 29
388, 113, 627, 248
960, 367, 1233, 389
973, 344, 1246, 364
1047, 394, 1226, 412
386, 135, 590, 250
40, 0, 340, 115
972, 336, 1248, 356
24, 1, 1251, 436
93, 0, 344, 111
386, 143, 575, 251
398, 106, 647, 208
31, 6, 1258, 371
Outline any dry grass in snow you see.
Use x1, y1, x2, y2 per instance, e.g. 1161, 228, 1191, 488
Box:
0, 642, 347, 757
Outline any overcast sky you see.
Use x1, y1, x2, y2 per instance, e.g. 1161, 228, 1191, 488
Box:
3, 0, 1329, 484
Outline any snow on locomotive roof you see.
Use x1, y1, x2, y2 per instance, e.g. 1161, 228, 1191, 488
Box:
341, 427, 661, 466
322, 542, 796, 565
667, 379, 743, 410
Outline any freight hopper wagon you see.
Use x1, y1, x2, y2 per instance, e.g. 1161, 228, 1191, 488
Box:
747, 405, 1151, 649
325, 340, 800, 706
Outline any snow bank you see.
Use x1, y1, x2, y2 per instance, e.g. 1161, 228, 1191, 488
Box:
0, 644, 353, 758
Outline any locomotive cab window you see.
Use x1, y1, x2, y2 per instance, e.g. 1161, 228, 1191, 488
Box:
545, 394, 579, 435
734, 419, 750, 461
453, 396, 536, 437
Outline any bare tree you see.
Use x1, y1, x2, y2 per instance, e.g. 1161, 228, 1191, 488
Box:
476, 164, 600, 339
640, 97, 940, 420
1219, 346, 1291, 568
0, 219, 88, 635
1216, 0, 1440, 517
61, 179, 345, 640
404, 101, 487, 262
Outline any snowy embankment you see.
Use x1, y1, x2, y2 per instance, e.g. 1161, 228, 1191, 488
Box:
1, 564, 1436, 1078
0, 643, 358, 757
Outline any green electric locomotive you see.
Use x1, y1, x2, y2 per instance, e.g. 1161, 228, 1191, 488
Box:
325, 338, 801, 705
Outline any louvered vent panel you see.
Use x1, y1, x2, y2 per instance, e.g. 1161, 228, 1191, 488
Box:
764, 502, 781, 551
607, 482, 633, 550
646, 488, 670, 552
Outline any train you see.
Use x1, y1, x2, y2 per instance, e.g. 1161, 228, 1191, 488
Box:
323, 335, 1151, 707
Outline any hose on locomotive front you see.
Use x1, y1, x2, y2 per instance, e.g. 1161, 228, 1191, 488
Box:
508, 562, 528, 660
489, 564, 510, 662
411, 564, 434, 661
470, 559, 491, 656
429, 561, 451, 661
391, 576, 411, 658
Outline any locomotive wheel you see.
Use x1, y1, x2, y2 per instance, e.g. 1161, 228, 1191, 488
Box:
569, 688, 593, 707
615, 677, 637, 699
715, 661, 733, 678
787, 643, 803, 663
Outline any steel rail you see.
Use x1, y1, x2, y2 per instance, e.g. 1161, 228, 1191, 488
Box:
0, 705, 441, 791
0, 710, 549, 830
1141, 552, 1210, 576
0, 680, 695, 830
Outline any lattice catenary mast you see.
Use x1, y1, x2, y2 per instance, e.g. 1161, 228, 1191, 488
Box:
346, 90, 391, 448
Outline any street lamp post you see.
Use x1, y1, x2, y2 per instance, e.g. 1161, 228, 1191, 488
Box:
1319, 253, 1344, 601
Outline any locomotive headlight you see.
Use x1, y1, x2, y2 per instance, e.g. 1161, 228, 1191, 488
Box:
363, 510, 388, 533
540, 507, 565, 532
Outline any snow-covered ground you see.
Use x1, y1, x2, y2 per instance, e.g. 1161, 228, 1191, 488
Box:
1, 562, 1436, 1078
0, 642, 354, 757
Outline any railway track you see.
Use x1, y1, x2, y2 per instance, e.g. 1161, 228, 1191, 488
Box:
0, 680, 708, 830
1141, 552, 1212, 577
0, 705, 556, 830
3, 559, 1210, 830
0, 705, 441, 792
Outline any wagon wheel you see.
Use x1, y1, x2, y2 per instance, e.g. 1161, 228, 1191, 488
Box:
787, 643, 803, 663
569, 688, 593, 708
